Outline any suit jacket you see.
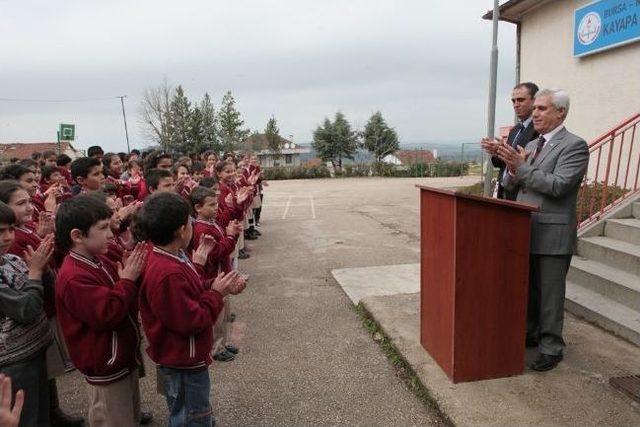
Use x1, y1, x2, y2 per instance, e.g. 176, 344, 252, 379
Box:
503, 126, 589, 255
492, 121, 538, 200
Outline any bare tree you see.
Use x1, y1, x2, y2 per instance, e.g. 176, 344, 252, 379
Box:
139, 78, 174, 151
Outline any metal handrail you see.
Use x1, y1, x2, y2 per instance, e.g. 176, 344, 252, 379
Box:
577, 112, 640, 231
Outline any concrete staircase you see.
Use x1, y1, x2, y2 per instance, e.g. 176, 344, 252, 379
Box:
566, 198, 640, 344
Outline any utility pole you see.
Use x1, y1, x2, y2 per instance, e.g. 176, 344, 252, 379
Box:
484, 0, 500, 196
118, 95, 131, 153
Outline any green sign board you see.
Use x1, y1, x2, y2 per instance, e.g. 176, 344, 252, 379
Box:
59, 123, 75, 141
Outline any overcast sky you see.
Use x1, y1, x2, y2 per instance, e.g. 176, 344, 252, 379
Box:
1, 1, 518, 153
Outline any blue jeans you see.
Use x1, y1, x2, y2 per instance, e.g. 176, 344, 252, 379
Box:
158, 366, 213, 427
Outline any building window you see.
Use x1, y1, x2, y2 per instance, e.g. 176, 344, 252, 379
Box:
285, 154, 293, 164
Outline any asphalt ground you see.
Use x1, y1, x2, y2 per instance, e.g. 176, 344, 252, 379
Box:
57, 176, 479, 426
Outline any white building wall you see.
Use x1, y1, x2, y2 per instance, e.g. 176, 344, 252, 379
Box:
519, 0, 640, 185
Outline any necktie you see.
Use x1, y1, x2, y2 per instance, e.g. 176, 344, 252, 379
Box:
511, 123, 524, 148
530, 136, 546, 164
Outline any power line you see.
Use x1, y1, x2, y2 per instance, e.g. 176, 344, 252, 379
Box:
0, 96, 121, 103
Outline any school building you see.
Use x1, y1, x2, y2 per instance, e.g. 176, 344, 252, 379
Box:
485, 0, 639, 186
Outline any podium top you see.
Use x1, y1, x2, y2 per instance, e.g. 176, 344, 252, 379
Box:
416, 184, 538, 212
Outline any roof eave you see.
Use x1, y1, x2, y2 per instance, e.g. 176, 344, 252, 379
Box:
482, 0, 545, 25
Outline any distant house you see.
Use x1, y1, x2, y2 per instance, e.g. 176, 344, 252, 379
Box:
241, 134, 311, 167
383, 149, 436, 166
0, 141, 82, 161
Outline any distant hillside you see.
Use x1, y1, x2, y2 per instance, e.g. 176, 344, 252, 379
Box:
297, 141, 482, 164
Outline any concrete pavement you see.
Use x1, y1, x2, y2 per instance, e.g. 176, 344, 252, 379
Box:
56, 177, 477, 426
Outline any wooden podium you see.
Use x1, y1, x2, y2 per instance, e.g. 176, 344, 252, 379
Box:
417, 185, 537, 383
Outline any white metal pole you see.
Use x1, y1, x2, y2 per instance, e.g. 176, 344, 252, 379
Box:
484, 0, 500, 196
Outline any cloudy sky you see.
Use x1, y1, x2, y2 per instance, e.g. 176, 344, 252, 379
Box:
1, 1, 517, 153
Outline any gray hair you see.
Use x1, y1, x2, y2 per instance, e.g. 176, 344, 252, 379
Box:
536, 88, 570, 115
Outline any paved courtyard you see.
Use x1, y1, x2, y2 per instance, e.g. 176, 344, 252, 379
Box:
57, 176, 479, 426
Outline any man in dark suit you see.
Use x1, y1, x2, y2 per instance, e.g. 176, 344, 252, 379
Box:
482, 82, 539, 200
496, 88, 589, 372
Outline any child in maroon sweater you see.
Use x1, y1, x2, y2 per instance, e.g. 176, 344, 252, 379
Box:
189, 186, 243, 362
137, 192, 246, 427
55, 195, 148, 426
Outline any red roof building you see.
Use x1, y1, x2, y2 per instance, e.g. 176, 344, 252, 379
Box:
0, 141, 81, 161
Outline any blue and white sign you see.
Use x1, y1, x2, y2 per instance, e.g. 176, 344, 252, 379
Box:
574, 0, 640, 57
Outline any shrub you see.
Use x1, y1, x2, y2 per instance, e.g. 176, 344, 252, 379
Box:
263, 164, 331, 180
577, 182, 629, 222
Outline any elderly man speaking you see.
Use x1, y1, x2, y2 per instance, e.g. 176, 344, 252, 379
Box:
494, 88, 589, 372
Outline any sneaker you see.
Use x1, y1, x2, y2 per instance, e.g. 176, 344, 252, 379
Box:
238, 250, 250, 260
140, 411, 154, 425
225, 345, 239, 355
213, 350, 235, 362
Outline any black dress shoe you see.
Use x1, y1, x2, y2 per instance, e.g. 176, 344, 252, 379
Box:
244, 232, 257, 240
525, 337, 539, 348
238, 250, 250, 260
140, 411, 153, 425
213, 350, 235, 362
529, 353, 563, 372
51, 407, 85, 427
253, 229, 262, 236
225, 345, 239, 354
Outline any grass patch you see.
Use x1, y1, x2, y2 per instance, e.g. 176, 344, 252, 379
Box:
353, 303, 453, 426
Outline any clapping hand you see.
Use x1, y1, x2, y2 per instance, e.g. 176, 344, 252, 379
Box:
224, 193, 234, 208
210, 271, 243, 296
24, 234, 55, 279
480, 137, 502, 156
118, 242, 147, 282
192, 234, 216, 266
225, 220, 243, 237
496, 142, 531, 173
36, 212, 55, 237
236, 187, 252, 204
229, 273, 248, 295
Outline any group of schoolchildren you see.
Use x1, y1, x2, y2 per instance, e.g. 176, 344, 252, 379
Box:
0, 145, 266, 426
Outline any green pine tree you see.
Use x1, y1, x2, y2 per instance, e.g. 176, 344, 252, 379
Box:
312, 117, 337, 168
265, 116, 281, 154
332, 111, 359, 170
363, 111, 399, 163
215, 91, 250, 154
198, 93, 220, 154
168, 85, 192, 154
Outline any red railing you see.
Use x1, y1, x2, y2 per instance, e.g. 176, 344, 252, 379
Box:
577, 113, 640, 231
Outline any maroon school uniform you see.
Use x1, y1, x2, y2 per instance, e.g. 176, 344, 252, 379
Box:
188, 219, 235, 285
55, 251, 141, 385
139, 246, 224, 369
8, 223, 57, 317
217, 181, 247, 221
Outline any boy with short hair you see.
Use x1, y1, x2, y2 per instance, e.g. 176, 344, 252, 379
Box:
55, 195, 149, 426
70, 157, 105, 193
87, 145, 104, 160
137, 192, 247, 426
189, 186, 244, 362
145, 168, 175, 194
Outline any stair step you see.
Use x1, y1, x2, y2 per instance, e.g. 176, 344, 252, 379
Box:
569, 257, 640, 311
604, 218, 640, 245
577, 236, 640, 276
633, 202, 640, 219
566, 282, 640, 346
